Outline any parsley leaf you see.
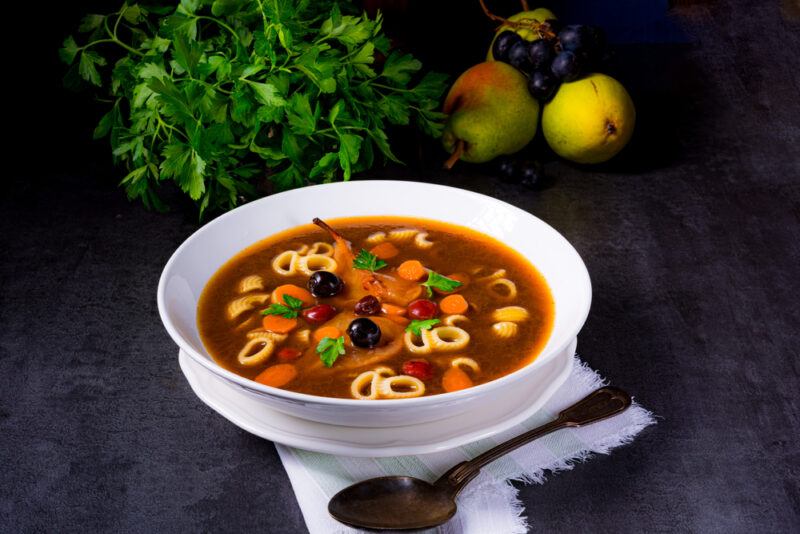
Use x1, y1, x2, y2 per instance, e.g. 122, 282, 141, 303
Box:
405, 319, 441, 336
421, 271, 463, 297
316, 335, 346, 367
353, 249, 387, 272
261, 294, 305, 319
60, 1, 448, 219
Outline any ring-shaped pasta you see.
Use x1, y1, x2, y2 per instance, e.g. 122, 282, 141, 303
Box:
388, 228, 418, 242
306, 242, 334, 256
404, 326, 470, 354
365, 232, 387, 245
378, 375, 426, 399
297, 254, 337, 275
238, 275, 264, 293
492, 321, 519, 338
451, 356, 480, 373
272, 250, 300, 276
428, 326, 471, 352
487, 278, 518, 301
442, 314, 470, 327
293, 244, 310, 255
474, 268, 507, 283
237, 331, 287, 366
414, 232, 433, 249
350, 367, 395, 400
403, 330, 433, 355
227, 294, 270, 320
491, 306, 530, 323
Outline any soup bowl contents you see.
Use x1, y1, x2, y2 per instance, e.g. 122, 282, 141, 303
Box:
197, 216, 554, 400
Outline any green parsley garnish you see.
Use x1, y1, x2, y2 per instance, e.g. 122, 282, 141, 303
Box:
421, 271, 462, 297
59, 2, 448, 219
405, 319, 441, 336
353, 249, 387, 272
261, 294, 304, 319
316, 336, 346, 368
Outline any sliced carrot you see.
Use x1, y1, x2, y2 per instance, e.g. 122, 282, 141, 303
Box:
262, 315, 298, 333
385, 314, 410, 326
381, 303, 407, 316
442, 366, 473, 393
255, 363, 298, 388
272, 284, 314, 306
369, 242, 399, 260
313, 326, 342, 343
440, 294, 469, 315
397, 260, 426, 281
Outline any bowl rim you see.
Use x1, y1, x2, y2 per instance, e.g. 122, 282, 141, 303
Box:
157, 180, 592, 406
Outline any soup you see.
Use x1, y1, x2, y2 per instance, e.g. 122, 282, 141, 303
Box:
197, 216, 554, 399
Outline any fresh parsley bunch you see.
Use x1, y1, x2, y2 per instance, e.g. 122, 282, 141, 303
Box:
60, 0, 447, 217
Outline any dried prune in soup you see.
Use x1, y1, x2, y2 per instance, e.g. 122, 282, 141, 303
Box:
354, 295, 381, 316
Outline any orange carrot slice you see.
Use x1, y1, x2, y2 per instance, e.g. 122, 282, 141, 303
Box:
442, 366, 473, 392
369, 242, 399, 260
262, 315, 298, 334
255, 364, 298, 388
313, 326, 342, 343
272, 284, 313, 306
440, 294, 469, 315
381, 303, 407, 316
397, 260, 426, 281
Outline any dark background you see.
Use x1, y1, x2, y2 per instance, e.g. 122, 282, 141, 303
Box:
2, 0, 799, 532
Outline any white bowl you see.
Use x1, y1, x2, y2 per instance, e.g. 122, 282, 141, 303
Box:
158, 181, 591, 428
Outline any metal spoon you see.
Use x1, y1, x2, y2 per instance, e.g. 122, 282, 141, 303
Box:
328, 386, 632, 530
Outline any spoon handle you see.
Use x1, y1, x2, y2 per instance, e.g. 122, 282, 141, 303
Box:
438, 387, 632, 493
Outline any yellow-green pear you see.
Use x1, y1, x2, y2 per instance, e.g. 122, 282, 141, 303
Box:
441, 62, 539, 168
542, 73, 635, 164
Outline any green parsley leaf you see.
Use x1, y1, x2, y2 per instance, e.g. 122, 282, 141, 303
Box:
421, 271, 463, 297
353, 249, 387, 272
61, 0, 447, 219
405, 319, 441, 337
316, 335, 346, 367
261, 293, 305, 319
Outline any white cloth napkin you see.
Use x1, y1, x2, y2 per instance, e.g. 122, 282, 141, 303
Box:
276, 357, 655, 534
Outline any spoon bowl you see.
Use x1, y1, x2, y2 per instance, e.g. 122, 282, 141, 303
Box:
329, 476, 457, 530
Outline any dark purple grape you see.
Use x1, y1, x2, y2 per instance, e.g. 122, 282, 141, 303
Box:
308, 271, 343, 298
497, 157, 519, 182
527, 40, 554, 71
518, 161, 547, 190
492, 31, 522, 63
558, 25, 590, 53
551, 51, 583, 81
347, 318, 381, 348
508, 41, 532, 73
528, 70, 559, 101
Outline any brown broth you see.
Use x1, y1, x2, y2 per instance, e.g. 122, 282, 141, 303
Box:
197, 216, 554, 399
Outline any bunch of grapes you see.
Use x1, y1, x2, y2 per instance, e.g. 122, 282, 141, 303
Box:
492, 21, 607, 102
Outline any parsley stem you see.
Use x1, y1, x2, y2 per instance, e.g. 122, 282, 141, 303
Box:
79, 38, 145, 58
195, 15, 240, 43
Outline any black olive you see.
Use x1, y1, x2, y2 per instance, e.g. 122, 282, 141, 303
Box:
308, 271, 343, 298
346, 318, 381, 348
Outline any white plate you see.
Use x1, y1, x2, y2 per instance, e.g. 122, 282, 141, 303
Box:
179, 338, 576, 457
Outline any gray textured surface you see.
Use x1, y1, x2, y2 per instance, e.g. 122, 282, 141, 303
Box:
2, 1, 800, 533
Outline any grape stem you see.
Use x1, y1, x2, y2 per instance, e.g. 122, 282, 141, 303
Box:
443, 140, 464, 170
478, 0, 558, 41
